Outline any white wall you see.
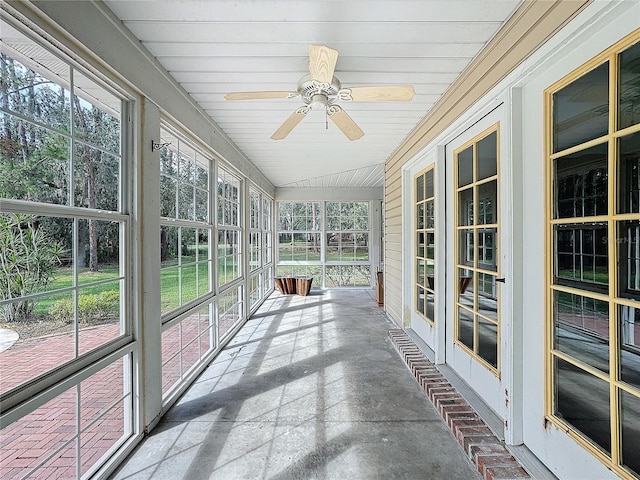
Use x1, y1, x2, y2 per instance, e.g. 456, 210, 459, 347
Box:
401, 0, 640, 477
518, 2, 639, 478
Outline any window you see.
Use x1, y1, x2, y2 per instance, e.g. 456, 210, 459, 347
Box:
218, 286, 243, 340
415, 166, 435, 322
278, 202, 322, 263
159, 127, 212, 313
276, 201, 373, 288
217, 167, 242, 287
454, 127, 500, 371
0, 18, 132, 478
325, 202, 370, 287
158, 126, 215, 400
248, 187, 274, 310
249, 189, 261, 272
162, 303, 213, 396
546, 33, 640, 478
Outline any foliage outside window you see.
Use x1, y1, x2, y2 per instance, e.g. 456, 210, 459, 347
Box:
217, 167, 241, 287
415, 166, 435, 323
0, 19, 131, 479
454, 126, 500, 371
546, 34, 640, 478
276, 201, 372, 287
326, 202, 369, 261
248, 187, 273, 309
278, 202, 322, 263
249, 189, 260, 272
0, 34, 127, 381
159, 127, 212, 314
325, 202, 370, 287
263, 196, 273, 266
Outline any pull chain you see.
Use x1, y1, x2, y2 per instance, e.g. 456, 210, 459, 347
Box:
325, 107, 328, 130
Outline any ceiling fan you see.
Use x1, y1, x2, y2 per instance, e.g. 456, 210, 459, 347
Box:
224, 45, 415, 141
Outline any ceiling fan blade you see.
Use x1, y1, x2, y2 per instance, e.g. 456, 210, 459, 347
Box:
339, 85, 415, 102
271, 107, 309, 140
308, 45, 338, 84
328, 106, 364, 141
225, 91, 296, 101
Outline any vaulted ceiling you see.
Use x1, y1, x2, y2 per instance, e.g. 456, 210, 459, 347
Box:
103, 0, 523, 188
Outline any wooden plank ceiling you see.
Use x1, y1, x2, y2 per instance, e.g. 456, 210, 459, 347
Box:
103, 0, 522, 188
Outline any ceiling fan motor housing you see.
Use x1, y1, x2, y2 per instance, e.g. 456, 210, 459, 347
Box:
297, 74, 341, 106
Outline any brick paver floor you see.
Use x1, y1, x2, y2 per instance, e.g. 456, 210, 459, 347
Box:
0, 314, 228, 479
0, 324, 125, 479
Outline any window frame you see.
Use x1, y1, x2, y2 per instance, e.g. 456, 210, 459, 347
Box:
453, 124, 501, 374
415, 165, 436, 324
0, 15, 136, 479
159, 124, 214, 318
275, 200, 373, 288
544, 31, 640, 479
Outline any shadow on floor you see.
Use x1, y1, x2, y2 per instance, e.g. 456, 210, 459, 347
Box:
112, 289, 480, 480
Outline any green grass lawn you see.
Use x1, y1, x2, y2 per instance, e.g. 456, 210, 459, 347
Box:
30, 260, 236, 318
557, 267, 609, 285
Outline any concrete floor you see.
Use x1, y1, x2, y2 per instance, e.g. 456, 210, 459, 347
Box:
112, 289, 481, 480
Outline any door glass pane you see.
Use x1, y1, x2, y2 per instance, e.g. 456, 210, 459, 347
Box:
621, 389, 640, 476
426, 200, 434, 228
478, 181, 497, 224
417, 232, 425, 258
618, 220, 640, 301
426, 232, 435, 259
425, 169, 434, 198
619, 305, 640, 389
478, 317, 498, 368
459, 229, 474, 266
554, 224, 608, 291
417, 202, 424, 229
457, 307, 474, 350
554, 291, 609, 373
417, 259, 425, 286
458, 188, 473, 226
426, 291, 434, 321
478, 229, 497, 272
417, 285, 425, 315
553, 62, 609, 153
619, 41, 640, 131
478, 273, 497, 321
454, 127, 499, 371
457, 146, 473, 187
554, 143, 608, 219
416, 174, 425, 202
618, 131, 640, 214
555, 357, 611, 454
477, 131, 498, 180
458, 268, 474, 308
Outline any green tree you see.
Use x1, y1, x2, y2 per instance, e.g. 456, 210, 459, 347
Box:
1, 52, 122, 269
0, 213, 63, 322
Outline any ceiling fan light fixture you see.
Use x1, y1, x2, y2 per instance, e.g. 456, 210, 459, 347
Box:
310, 93, 328, 110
